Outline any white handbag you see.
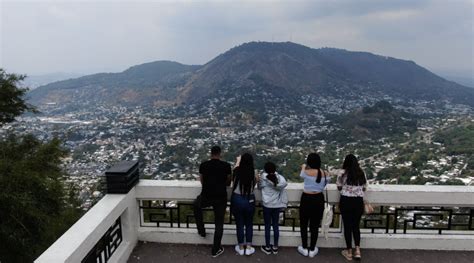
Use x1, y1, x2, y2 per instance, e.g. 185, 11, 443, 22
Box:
321, 172, 333, 239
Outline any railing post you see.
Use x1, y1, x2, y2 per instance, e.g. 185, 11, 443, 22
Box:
103, 161, 140, 262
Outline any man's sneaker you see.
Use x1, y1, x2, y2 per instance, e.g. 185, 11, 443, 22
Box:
271, 246, 279, 255
235, 245, 244, 256
245, 246, 255, 256
309, 247, 319, 258
198, 229, 206, 238
260, 245, 272, 255
212, 247, 224, 258
297, 245, 309, 256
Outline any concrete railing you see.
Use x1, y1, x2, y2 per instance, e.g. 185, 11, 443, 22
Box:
36, 180, 474, 263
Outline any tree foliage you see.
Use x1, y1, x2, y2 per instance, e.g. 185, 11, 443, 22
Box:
0, 68, 37, 125
0, 70, 81, 262
0, 134, 82, 262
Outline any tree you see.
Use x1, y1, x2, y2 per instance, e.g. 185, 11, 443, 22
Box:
0, 70, 82, 262
0, 135, 82, 262
0, 69, 37, 124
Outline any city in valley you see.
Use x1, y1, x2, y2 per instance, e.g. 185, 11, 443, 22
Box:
2, 95, 472, 210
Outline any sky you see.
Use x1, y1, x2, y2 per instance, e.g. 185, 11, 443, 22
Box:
1, 0, 473, 77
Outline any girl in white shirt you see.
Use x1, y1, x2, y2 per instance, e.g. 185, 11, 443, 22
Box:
336, 154, 367, 261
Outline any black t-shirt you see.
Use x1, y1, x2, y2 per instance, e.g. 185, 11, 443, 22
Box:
199, 159, 231, 199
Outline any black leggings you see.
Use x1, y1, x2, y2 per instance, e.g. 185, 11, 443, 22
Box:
339, 195, 364, 249
299, 193, 324, 250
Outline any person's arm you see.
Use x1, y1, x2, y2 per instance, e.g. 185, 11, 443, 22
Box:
299, 164, 306, 178
234, 156, 241, 169
226, 164, 232, 187
362, 173, 368, 191
257, 173, 265, 190
324, 170, 331, 183
198, 163, 204, 186
275, 174, 288, 190
336, 172, 344, 191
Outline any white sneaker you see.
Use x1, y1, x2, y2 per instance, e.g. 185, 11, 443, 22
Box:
235, 245, 244, 256
309, 247, 319, 258
297, 245, 309, 256
245, 246, 255, 256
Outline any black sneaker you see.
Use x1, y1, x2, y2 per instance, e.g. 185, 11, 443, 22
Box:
198, 229, 206, 238
212, 247, 224, 258
260, 245, 272, 255
271, 246, 279, 255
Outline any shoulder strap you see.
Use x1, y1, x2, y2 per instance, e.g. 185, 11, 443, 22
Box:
324, 171, 329, 204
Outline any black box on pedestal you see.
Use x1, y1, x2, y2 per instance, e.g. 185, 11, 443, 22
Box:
105, 161, 139, 194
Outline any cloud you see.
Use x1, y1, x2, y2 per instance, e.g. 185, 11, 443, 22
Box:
0, 0, 472, 76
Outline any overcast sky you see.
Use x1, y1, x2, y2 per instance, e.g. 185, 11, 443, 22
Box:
1, 0, 473, 77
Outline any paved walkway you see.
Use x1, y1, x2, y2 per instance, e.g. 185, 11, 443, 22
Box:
128, 242, 474, 263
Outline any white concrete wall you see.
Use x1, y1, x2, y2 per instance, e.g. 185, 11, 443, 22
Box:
36, 180, 474, 263
35, 189, 138, 263
136, 180, 474, 206
136, 180, 474, 251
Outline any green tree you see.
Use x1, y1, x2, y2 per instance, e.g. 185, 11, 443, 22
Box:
0, 69, 37, 124
0, 70, 82, 262
0, 135, 82, 262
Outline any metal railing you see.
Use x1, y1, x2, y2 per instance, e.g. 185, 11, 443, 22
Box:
36, 180, 474, 263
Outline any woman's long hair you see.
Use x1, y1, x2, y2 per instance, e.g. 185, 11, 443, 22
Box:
306, 153, 323, 183
233, 153, 255, 196
264, 162, 278, 186
342, 154, 366, 186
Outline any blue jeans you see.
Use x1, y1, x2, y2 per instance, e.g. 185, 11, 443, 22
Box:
231, 193, 255, 245
263, 207, 281, 247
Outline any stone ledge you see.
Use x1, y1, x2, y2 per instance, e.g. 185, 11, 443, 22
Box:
138, 227, 474, 251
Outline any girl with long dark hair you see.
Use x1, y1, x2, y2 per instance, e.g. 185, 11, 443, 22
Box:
337, 154, 367, 261
231, 153, 257, 256
258, 161, 288, 255
297, 153, 330, 258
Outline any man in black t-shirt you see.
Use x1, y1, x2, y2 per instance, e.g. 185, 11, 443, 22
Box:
193, 146, 231, 257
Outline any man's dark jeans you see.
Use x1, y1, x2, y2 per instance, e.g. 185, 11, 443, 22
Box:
193, 194, 227, 254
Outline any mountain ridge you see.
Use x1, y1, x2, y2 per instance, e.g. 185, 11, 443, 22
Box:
28, 41, 474, 108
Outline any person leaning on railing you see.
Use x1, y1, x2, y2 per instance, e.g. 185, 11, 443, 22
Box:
230, 153, 257, 256
297, 153, 331, 258
336, 154, 368, 261
257, 161, 288, 255
193, 146, 232, 258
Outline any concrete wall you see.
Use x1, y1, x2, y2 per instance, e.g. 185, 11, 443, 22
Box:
36, 180, 474, 263
136, 180, 474, 206
136, 180, 474, 251
35, 189, 138, 263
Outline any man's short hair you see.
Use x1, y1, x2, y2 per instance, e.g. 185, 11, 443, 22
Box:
211, 146, 221, 156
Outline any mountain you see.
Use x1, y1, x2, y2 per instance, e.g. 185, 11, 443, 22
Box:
180, 42, 474, 106
441, 75, 474, 88
29, 42, 474, 108
22, 72, 83, 90
28, 61, 200, 106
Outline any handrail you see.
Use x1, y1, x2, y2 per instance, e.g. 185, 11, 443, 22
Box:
136, 180, 474, 206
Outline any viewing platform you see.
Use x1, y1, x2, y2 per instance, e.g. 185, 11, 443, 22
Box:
36, 180, 474, 262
